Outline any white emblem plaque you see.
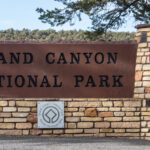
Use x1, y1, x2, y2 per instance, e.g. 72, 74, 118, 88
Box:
38, 101, 64, 128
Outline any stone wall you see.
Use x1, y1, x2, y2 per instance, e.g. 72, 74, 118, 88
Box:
135, 24, 150, 140
0, 24, 150, 139
0, 98, 141, 137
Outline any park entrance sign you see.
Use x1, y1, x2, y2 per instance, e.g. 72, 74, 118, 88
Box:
0, 41, 137, 98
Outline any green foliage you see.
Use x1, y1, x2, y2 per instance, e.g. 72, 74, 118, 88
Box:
0, 29, 135, 41
36, 0, 150, 37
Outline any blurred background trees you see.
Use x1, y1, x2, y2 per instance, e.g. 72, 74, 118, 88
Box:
0, 29, 135, 41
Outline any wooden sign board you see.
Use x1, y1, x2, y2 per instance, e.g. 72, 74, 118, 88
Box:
0, 41, 137, 98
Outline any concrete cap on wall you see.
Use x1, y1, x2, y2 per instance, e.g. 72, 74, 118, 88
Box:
135, 24, 150, 29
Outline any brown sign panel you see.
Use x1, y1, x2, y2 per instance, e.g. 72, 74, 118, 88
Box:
0, 41, 137, 98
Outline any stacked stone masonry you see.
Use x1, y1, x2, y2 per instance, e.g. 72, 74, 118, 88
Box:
0, 99, 142, 138
0, 24, 150, 139
135, 24, 150, 140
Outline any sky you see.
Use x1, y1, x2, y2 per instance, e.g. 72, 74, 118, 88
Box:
0, 0, 137, 32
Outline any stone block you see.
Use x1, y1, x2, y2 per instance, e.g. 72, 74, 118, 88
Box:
147, 32, 150, 36
65, 108, 78, 112
18, 107, 30, 112
141, 112, 150, 116
147, 122, 150, 127
114, 129, 125, 133
124, 101, 141, 107
16, 101, 36, 107
99, 112, 113, 117
73, 98, 87, 101
143, 65, 150, 71
135, 64, 142, 71
143, 71, 150, 75
102, 102, 112, 107
16, 123, 32, 129
123, 117, 140, 121
81, 117, 102, 122
93, 133, 105, 137
43, 130, 52, 134
97, 108, 108, 111
137, 52, 144, 56
0, 101, 8, 106
134, 88, 144, 94
30, 130, 42, 135
53, 130, 64, 134
122, 108, 136, 111
139, 28, 150, 32
125, 112, 134, 116
146, 133, 150, 137
136, 36, 141, 43
23, 130, 29, 135
95, 122, 110, 128
64, 112, 72, 117
138, 43, 147, 48
88, 98, 99, 101
84, 129, 99, 133
3, 107, 16, 112
79, 108, 85, 111
109, 107, 120, 111
145, 52, 150, 56
136, 94, 144, 98
77, 122, 93, 128
104, 117, 122, 122
4, 118, 26, 122
126, 129, 140, 133
31, 108, 37, 112
111, 122, 140, 128
12, 113, 28, 118
85, 108, 97, 117
73, 112, 84, 117
66, 117, 80, 122
143, 76, 150, 80
9, 101, 15, 107
141, 107, 147, 111
147, 108, 150, 111
68, 102, 101, 107
136, 56, 141, 63
143, 116, 150, 121
0, 123, 14, 129
65, 129, 83, 134
100, 129, 113, 133
0, 130, 22, 135
134, 81, 142, 87
114, 112, 125, 116
136, 32, 141, 36
142, 56, 147, 63
145, 88, 150, 93
33, 123, 37, 129
141, 128, 149, 132
114, 101, 123, 107
68, 123, 76, 128
135, 111, 140, 115
141, 48, 149, 52
0, 113, 11, 117
27, 114, 37, 123
145, 94, 150, 98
